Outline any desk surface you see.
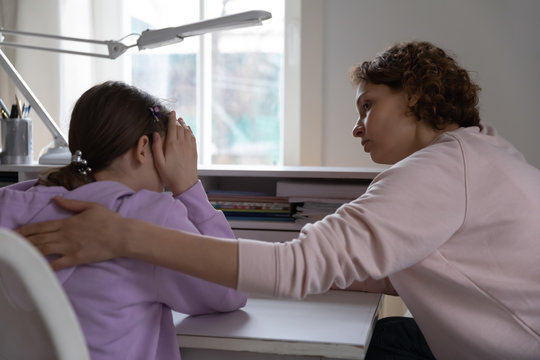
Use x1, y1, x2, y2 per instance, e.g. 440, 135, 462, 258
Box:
173, 291, 382, 360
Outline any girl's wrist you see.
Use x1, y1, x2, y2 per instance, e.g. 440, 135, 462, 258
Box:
171, 177, 199, 197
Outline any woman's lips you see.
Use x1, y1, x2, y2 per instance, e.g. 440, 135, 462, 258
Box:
361, 139, 370, 152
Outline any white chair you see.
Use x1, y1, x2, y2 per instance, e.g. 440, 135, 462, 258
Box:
0, 228, 90, 360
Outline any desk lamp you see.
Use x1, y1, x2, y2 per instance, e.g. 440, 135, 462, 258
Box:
0, 10, 272, 164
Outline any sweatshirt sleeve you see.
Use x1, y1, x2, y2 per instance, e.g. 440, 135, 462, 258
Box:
238, 137, 468, 298
155, 267, 247, 315
155, 184, 247, 313
175, 180, 235, 238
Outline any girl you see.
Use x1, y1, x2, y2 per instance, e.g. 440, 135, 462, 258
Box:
0, 81, 247, 359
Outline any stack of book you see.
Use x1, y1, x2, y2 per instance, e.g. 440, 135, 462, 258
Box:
207, 180, 370, 225
208, 193, 294, 222
276, 180, 370, 224
293, 201, 345, 225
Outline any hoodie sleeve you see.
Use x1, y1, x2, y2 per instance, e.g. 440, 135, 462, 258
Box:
155, 267, 247, 315
174, 181, 235, 238
151, 185, 247, 314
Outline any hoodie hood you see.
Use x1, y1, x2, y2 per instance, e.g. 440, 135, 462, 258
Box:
0, 180, 135, 283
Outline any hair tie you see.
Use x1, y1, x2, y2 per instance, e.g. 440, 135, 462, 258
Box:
71, 150, 92, 175
149, 106, 160, 123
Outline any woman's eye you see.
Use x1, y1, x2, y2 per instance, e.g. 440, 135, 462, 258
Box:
362, 102, 371, 111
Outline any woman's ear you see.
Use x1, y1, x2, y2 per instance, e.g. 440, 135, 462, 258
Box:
408, 93, 420, 107
133, 135, 151, 164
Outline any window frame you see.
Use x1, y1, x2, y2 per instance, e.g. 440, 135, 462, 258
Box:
14, 0, 323, 167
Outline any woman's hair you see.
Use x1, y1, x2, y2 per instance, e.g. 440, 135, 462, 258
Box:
36, 81, 171, 189
350, 41, 481, 129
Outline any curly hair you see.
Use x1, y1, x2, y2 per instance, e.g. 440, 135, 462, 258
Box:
350, 41, 481, 129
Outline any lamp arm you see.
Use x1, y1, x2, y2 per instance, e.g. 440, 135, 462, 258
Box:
0, 8, 272, 58
137, 10, 272, 50
0, 49, 67, 147
0, 28, 132, 59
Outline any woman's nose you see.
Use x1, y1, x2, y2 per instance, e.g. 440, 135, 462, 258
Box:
352, 119, 364, 138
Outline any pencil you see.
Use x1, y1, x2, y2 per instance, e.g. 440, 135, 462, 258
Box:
15, 94, 22, 118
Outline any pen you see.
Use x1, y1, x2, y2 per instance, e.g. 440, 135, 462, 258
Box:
22, 104, 31, 118
10, 104, 19, 118
15, 94, 22, 117
0, 98, 10, 118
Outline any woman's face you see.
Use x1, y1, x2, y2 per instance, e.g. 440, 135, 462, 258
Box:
352, 81, 430, 164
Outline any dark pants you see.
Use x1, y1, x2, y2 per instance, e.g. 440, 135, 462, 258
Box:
365, 317, 436, 360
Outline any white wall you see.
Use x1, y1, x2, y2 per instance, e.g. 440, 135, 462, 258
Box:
320, 0, 540, 169
6, 0, 62, 160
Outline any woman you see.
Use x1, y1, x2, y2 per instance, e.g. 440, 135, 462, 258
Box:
1, 81, 247, 360
17, 42, 540, 360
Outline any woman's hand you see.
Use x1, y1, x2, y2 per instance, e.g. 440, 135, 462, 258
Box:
16, 197, 128, 270
152, 111, 198, 197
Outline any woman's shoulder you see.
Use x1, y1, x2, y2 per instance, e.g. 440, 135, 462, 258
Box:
375, 131, 467, 184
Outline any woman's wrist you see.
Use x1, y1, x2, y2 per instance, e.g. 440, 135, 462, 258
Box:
116, 217, 147, 258
115, 217, 239, 288
118, 217, 174, 266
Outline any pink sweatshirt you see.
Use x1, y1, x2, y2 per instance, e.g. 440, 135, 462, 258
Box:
237, 125, 540, 359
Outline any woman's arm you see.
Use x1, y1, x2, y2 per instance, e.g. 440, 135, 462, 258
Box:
17, 197, 239, 289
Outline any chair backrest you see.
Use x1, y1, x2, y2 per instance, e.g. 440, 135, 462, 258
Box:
0, 228, 90, 360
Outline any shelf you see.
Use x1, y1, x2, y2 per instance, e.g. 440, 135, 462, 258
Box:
0, 163, 383, 180
198, 164, 383, 179
228, 220, 303, 231
0, 163, 54, 172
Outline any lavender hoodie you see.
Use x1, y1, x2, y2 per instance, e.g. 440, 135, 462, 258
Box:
0, 180, 247, 360
238, 125, 540, 359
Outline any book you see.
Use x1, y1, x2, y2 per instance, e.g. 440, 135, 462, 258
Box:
208, 192, 294, 221
293, 201, 344, 224
276, 180, 368, 200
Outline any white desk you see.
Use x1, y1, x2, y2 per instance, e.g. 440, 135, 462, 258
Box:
174, 291, 382, 360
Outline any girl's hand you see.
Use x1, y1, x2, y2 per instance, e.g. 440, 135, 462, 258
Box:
152, 111, 198, 196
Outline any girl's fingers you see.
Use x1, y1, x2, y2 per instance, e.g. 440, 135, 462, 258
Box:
152, 132, 165, 169
177, 117, 193, 137
167, 111, 178, 143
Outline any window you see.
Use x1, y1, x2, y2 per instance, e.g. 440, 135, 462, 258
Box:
124, 0, 284, 165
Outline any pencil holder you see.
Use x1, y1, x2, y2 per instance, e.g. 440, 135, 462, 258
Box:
0, 117, 33, 164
